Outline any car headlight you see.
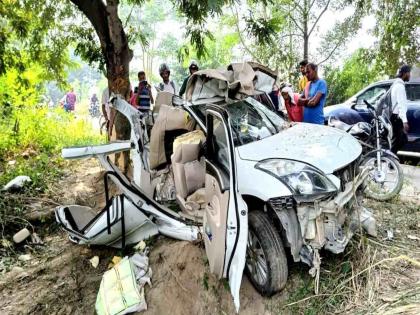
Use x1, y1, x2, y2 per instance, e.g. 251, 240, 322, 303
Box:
255, 159, 337, 200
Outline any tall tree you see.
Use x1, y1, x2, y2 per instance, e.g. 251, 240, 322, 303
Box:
69, 0, 132, 99
242, 0, 366, 70
0, 0, 73, 84
372, 0, 420, 76
68, 0, 234, 99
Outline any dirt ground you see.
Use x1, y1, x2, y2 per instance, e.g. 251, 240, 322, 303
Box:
1, 159, 419, 315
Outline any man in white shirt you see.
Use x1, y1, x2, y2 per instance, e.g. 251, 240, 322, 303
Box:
157, 63, 177, 94
390, 64, 411, 153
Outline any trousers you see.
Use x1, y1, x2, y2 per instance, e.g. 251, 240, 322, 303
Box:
390, 114, 407, 154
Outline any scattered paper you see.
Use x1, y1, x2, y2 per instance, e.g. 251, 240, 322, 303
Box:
18, 254, 32, 262
90, 256, 100, 268
407, 235, 420, 241
133, 241, 146, 252
107, 256, 122, 269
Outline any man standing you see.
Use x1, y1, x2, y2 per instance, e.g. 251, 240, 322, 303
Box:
136, 71, 154, 111
298, 60, 308, 93
298, 63, 327, 124
179, 61, 199, 97
390, 64, 411, 153
158, 63, 177, 94
64, 87, 77, 112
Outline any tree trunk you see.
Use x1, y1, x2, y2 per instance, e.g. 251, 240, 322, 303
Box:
70, 0, 133, 98
70, 0, 133, 172
303, 0, 309, 61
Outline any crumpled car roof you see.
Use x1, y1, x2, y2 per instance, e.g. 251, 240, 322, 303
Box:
185, 62, 278, 104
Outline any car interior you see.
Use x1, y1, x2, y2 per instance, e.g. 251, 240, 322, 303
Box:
144, 93, 210, 218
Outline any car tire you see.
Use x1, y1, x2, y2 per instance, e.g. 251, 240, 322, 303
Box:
245, 211, 288, 296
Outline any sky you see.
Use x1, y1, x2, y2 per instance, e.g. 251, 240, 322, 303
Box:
130, 3, 378, 74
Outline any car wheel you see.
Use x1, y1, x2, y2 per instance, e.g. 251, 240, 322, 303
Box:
245, 211, 288, 296
361, 154, 404, 201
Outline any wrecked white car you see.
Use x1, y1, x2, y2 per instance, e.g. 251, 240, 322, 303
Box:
56, 63, 376, 312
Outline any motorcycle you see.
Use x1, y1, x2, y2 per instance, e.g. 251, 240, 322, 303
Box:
89, 97, 100, 118
328, 100, 403, 201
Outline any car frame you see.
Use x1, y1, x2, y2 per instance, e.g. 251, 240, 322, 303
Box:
56, 64, 376, 312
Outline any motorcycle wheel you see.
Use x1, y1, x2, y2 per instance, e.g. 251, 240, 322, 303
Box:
360, 154, 404, 201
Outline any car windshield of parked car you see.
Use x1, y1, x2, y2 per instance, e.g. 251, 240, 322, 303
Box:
356, 85, 389, 105
225, 97, 288, 146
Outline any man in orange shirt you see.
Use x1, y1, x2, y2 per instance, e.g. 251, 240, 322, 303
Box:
298, 60, 308, 93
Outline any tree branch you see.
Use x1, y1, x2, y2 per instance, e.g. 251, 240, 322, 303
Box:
316, 40, 341, 65
309, 0, 316, 12
124, 3, 136, 28
278, 33, 301, 40
293, 1, 305, 14
69, 0, 110, 47
287, 12, 304, 34
231, 6, 261, 63
308, 0, 330, 36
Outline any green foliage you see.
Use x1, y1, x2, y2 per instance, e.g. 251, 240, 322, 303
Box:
373, 0, 420, 76
171, 0, 236, 58
0, 0, 75, 84
245, 13, 280, 46
0, 60, 103, 190
324, 49, 382, 105
179, 31, 240, 71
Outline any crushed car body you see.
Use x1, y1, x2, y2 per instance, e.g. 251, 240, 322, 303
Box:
56, 62, 376, 312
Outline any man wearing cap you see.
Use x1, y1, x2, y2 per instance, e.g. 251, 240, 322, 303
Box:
179, 61, 199, 97
390, 64, 411, 153
158, 63, 177, 94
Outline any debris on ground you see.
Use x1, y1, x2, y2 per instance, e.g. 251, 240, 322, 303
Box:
134, 241, 146, 252
90, 256, 100, 268
30, 233, 43, 245
385, 229, 394, 241
1, 175, 31, 192
407, 235, 420, 241
108, 256, 122, 269
21, 148, 37, 159
13, 228, 31, 244
18, 254, 32, 262
96, 251, 152, 315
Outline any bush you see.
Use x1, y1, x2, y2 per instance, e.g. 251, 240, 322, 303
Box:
0, 106, 103, 188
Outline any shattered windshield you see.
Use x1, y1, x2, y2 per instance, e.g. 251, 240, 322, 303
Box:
226, 97, 288, 146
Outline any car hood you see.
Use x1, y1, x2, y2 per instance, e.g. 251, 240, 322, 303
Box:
237, 123, 362, 174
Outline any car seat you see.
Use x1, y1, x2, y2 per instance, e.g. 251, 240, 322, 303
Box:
149, 104, 195, 170
171, 131, 206, 216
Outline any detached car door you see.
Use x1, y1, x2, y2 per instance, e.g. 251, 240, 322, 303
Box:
203, 107, 248, 312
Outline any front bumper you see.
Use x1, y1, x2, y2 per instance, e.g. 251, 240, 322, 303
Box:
297, 166, 375, 254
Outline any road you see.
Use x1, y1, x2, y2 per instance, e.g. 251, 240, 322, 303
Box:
400, 164, 420, 204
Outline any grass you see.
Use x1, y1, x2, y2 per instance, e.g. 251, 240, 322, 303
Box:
0, 102, 104, 268
280, 198, 420, 314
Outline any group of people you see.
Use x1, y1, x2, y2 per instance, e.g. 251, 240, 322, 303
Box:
280, 60, 411, 153
280, 60, 327, 125
126, 61, 200, 112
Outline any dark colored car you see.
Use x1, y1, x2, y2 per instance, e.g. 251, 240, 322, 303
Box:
324, 79, 420, 155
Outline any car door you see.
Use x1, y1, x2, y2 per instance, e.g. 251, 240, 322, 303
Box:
404, 84, 420, 152
203, 107, 248, 312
